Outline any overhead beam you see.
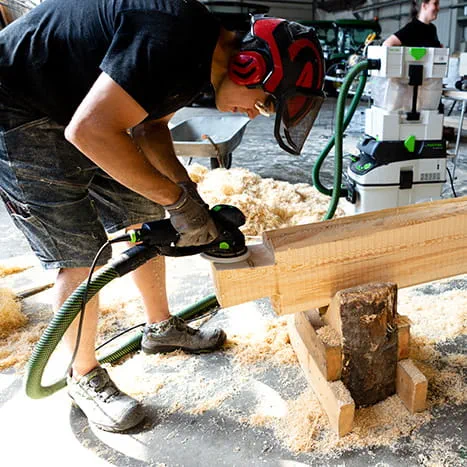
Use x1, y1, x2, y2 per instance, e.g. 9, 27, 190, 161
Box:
211, 197, 467, 315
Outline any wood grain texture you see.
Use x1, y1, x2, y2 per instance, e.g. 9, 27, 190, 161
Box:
295, 311, 342, 381
396, 359, 428, 413
396, 315, 411, 360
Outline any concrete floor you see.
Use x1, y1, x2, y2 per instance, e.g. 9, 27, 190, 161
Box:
0, 97, 465, 466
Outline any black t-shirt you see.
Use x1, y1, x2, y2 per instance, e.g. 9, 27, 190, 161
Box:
394, 18, 441, 48
0, 0, 220, 124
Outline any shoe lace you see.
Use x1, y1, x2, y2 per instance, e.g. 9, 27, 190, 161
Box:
86, 370, 120, 402
173, 316, 198, 335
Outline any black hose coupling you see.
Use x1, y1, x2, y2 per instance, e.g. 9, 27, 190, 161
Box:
366, 58, 381, 70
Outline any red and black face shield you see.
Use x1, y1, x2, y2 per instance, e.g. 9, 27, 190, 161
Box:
243, 17, 325, 155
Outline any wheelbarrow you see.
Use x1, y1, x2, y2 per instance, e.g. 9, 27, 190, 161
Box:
170, 115, 250, 169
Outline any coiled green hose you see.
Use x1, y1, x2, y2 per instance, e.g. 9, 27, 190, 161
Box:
25, 258, 219, 399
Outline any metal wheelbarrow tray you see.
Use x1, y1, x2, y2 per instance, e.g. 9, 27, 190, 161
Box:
170, 115, 250, 169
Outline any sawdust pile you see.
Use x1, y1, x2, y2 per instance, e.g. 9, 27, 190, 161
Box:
224, 317, 297, 366
0, 288, 47, 370
0, 264, 30, 278
188, 164, 346, 236
0, 255, 35, 278
398, 286, 467, 342
316, 324, 340, 346
0, 288, 27, 338
0, 320, 47, 370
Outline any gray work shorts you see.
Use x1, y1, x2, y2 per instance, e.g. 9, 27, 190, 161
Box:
0, 85, 165, 269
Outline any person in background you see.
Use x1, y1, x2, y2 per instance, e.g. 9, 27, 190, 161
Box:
0, 0, 324, 433
383, 0, 441, 47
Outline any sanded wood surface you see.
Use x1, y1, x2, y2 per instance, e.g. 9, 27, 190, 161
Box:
287, 314, 355, 437
396, 359, 428, 413
211, 197, 467, 314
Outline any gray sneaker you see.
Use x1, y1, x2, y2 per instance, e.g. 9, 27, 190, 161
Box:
67, 366, 144, 432
141, 315, 226, 354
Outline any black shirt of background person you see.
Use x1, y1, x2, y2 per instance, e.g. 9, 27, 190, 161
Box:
394, 18, 441, 47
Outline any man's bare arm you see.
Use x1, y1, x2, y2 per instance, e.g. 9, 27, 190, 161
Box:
64, 72, 181, 206
131, 118, 192, 184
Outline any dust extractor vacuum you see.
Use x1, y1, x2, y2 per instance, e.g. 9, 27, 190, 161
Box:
348, 46, 450, 213
313, 45, 452, 218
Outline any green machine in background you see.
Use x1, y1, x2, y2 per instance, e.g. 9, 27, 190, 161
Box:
300, 18, 382, 96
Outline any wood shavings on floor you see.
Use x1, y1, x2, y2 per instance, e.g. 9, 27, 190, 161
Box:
105, 275, 466, 462
0, 288, 27, 338
188, 164, 348, 236
0, 298, 47, 371
0, 257, 33, 278
224, 317, 297, 366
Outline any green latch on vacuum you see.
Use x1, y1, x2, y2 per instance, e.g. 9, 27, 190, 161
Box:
404, 135, 416, 153
409, 48, 426, 60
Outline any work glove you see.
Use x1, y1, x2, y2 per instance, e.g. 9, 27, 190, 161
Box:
166, 183, 218, 247
178, 180, 207, 207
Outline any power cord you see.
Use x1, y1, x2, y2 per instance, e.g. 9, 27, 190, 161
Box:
66, 233, 131, 377
446, 166, 458, 198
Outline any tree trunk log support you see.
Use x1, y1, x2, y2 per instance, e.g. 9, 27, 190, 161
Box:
323, 282, 398, 407
288, 282, 427, 436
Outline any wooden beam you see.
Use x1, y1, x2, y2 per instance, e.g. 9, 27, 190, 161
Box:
287, 313, 354, 436
0, 6, 12, 26
211, 197, 467, 314
396, 359, 428, 413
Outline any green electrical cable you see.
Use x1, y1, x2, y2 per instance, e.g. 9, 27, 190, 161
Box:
97, 294, 219, 365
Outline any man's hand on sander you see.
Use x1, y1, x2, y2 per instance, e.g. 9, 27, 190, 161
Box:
166, 182, 218, 247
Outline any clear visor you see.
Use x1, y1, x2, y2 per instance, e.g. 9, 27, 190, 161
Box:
274, 90, 324, 155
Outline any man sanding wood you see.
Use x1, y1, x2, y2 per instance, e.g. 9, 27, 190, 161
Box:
0, 0, 324, 432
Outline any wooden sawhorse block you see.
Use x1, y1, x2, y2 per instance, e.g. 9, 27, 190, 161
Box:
288, 282, 427, 436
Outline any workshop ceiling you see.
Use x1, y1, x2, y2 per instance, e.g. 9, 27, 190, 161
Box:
317, 0, 366, 12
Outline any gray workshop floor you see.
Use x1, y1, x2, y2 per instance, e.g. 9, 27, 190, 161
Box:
0, 97, 465, 466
